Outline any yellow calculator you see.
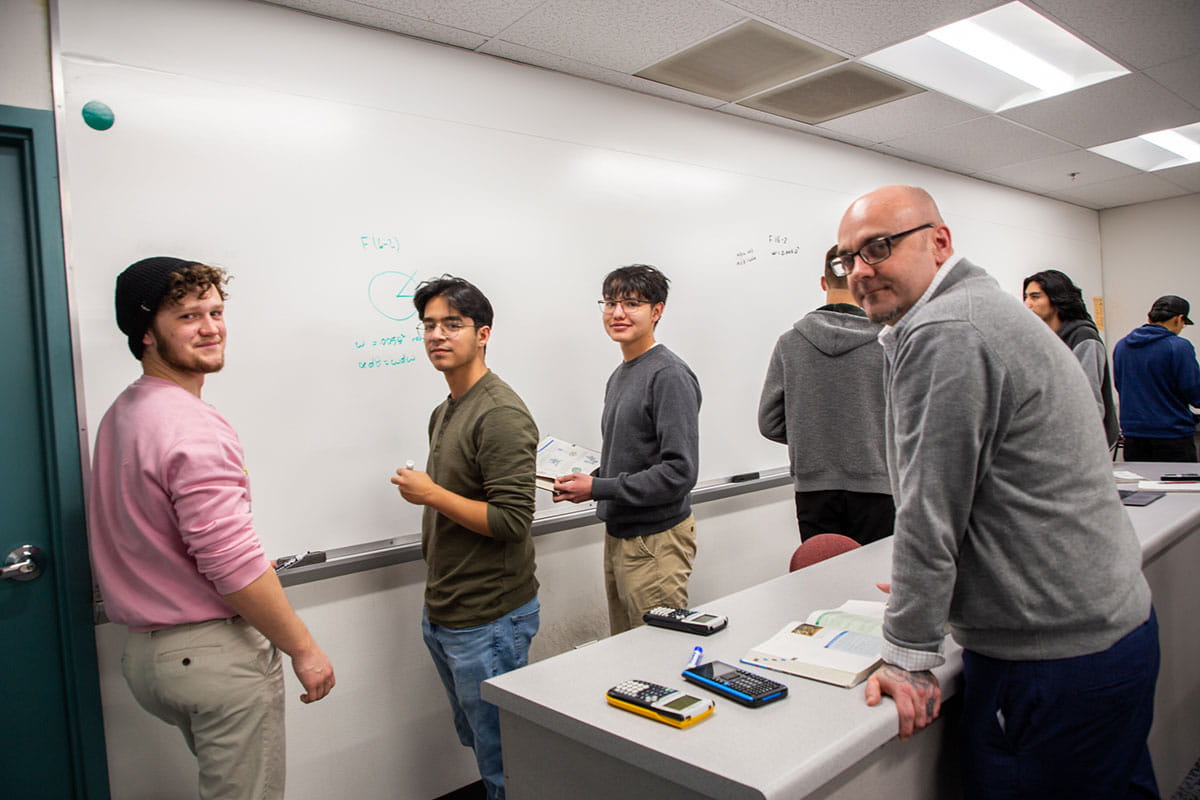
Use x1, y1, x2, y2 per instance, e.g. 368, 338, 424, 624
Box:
606, 679, 715, 729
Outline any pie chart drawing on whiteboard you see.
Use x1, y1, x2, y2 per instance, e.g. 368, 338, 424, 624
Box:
369, 270, 421, 321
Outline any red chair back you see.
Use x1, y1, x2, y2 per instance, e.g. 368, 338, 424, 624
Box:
789, 533, 861, 572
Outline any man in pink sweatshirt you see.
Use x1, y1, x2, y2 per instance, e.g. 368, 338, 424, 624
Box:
88, 257, 334, 800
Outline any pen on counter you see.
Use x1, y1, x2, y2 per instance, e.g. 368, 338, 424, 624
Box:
687, 646, 703, 668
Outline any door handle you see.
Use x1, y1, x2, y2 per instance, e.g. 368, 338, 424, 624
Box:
1, 545, 45, 582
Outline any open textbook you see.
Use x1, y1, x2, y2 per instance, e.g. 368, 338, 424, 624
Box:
742, 600, 885, 688
535, 436, 601, 492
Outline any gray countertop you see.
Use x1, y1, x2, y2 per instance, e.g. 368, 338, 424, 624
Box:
482, 461, 1200, 800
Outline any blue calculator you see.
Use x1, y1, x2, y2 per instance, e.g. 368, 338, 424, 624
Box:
682, 660, 788, 707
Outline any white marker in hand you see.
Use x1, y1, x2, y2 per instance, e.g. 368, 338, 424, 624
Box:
405, 460, 415, 470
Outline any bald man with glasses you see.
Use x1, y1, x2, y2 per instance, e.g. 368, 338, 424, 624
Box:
836, 186, 1159, 799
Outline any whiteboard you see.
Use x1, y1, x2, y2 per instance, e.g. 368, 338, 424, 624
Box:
58, 0, 1104, 558
60, 65, 827, 556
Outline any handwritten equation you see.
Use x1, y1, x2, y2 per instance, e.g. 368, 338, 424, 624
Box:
360, 233, 402, 252
734, 234, 805, 267
353, 333, 423, 369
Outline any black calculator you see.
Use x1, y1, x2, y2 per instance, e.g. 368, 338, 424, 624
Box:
642, 606, 728, 635
682, 660, 788, 707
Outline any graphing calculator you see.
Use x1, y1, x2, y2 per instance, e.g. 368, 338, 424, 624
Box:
682, 660, 788, 708
606, 680, 715, 728
642, 606, 729, 635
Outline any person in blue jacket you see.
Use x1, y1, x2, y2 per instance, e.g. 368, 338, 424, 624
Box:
1113, 294, 1200, 462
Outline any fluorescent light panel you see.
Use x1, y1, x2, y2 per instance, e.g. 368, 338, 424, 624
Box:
1089, 123, 1200, 171
861, 2, 1129, 113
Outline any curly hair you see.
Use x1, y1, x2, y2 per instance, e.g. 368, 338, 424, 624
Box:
161, 263, 230, 307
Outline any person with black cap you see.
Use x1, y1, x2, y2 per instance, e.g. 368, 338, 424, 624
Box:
88, 257, 335, 800
1113, 294, 1200, 462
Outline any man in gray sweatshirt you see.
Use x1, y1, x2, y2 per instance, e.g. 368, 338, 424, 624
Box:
758, 244, 892, 544
835, 185, 1158, 798
554, 265, 701, 634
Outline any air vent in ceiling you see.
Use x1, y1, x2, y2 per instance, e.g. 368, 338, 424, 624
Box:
635, 20, 844, 102
739, 63, 924, 124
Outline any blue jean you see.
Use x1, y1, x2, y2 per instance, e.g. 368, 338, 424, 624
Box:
961, 609, 1160, 800
422, 596, 540, 800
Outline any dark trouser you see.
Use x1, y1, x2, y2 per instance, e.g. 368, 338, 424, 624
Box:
794, 490, 894, 545
1122, 435, 1196, 462
960, 610, 1160, 800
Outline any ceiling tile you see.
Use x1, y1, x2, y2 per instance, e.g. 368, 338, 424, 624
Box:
1001, 74, 1200, 148
724, 0, 1007, 57
877, 142, 987, 175
720, 104, 877, 146
1029, 0, 1200, 71
1145, 52, 1200, 109
478, 39, 727, 109
1047, 172, 1192, 209
491, 0, 745, 73
882, 116, 1075, 173
268, 0, 490, 47
1156, 163, 1200, 193
973, 173, 1056, 196
361, 0, 545, 37
980, 149, 1141, 192
817, 90, 983, 143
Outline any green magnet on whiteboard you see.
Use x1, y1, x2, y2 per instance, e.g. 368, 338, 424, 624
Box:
82, 101, 115, 131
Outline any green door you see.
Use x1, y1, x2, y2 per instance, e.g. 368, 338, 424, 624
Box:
0, 104, 109, 798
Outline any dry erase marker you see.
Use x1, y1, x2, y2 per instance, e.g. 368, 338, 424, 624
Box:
687, 646, 703, 668
405, 460, 415, 470
275, 552, 305, 572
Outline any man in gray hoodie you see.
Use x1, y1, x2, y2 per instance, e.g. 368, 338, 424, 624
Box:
835, 185, 1158, 799
758, 245, 892, 544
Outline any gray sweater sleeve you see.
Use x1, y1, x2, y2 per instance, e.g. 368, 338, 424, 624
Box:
883, 320, 1001, 655
1071, 338, 1106, 418
757, 340, 788, 444
591, 364, 700, 508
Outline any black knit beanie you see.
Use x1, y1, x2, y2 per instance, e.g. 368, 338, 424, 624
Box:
115, 257, 200, 359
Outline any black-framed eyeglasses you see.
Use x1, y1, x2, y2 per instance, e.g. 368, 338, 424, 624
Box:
830, 223, 935, 278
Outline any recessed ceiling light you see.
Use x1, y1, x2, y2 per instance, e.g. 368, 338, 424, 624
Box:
860, 2, 1128, 112
1089, 123, 1200, 171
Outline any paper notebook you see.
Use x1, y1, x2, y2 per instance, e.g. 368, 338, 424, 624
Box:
535, 436, 601, 492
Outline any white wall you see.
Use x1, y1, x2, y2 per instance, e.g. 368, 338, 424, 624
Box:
93, 489, 800, 799
0, 0, 53, 110
33, 1, 1193, 798
1100, 193, 1200, 353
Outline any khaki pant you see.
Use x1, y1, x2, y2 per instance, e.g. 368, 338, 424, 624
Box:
122, 617, 285, 800
604, 514, 697, 635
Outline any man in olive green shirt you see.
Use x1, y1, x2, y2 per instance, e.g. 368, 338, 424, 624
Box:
391, 276, 539, 800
